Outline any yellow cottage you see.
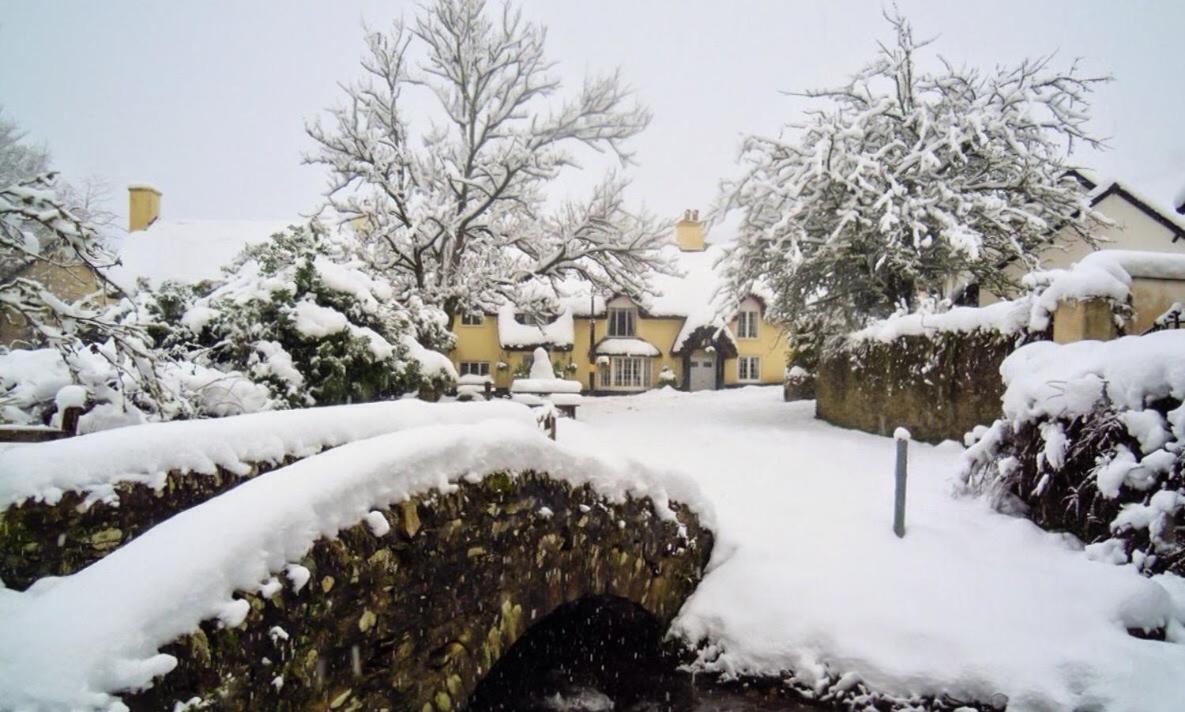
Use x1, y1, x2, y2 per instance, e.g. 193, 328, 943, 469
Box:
449, 211, 791, 394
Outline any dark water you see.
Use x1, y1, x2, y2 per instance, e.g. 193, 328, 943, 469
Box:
467, 596, 819, 711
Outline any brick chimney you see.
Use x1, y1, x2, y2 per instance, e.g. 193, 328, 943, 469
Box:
674, 209, 705, 252
128, 184, 161, 232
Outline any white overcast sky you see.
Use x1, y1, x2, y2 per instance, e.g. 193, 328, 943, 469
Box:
1, 0, 1183, 229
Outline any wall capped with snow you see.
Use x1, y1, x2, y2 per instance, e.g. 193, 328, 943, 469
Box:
962, 332, 1185, 578
0, 400, 531, 589
817, 329, 1043, 444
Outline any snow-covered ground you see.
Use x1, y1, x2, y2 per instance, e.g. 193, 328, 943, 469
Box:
562, 387, 1185, 712
3, 387, 1182, 710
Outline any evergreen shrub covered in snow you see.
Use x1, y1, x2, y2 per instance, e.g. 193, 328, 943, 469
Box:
144, 223, 456, 408
963, 332, 1185, 576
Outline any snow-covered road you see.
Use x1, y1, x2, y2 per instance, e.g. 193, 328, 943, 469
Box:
562, 386, 1185, 711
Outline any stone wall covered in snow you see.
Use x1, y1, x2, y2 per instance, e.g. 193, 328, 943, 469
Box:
817, 330, 1040, 443
104, 474, 711, 711
0, 457, 294, 590
0, 400, 531, 589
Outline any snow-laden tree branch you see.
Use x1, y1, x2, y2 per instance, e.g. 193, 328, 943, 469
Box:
719, 12, 1110, 361
0, 173, 197, 428
305, 0, 671, 318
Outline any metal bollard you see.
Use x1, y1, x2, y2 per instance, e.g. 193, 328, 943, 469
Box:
893, 427, 910, 538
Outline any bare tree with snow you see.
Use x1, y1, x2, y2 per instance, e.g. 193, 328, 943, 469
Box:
0, 109, 51, 189
721, 12, 1109, 359
306, 0, 672, 320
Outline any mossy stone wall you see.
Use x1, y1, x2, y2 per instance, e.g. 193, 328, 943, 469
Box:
0, 458, 300, 590
816, 331, 1037, 444
123, 471, 713, 711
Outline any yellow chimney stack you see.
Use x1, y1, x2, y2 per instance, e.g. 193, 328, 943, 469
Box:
675, 209, 705, 252
128, 184, 161, 232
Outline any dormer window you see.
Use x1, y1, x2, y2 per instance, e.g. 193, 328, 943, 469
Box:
607, 306, 636, 337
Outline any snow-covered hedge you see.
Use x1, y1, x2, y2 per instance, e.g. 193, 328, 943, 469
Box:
963, 332, 1185, 576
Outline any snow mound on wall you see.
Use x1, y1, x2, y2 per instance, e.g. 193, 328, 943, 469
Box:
850, 299, 1032, 342
0, 419, 711, 712
497, 305, 575, 349
0, 400, 530, 510
594, 337, 661, 357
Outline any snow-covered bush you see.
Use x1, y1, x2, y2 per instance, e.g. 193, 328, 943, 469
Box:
150, 223, 456, 408
963, 332, 1185, 575
657, 366, 678, 388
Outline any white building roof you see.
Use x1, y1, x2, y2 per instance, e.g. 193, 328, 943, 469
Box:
114, 219, 298, 289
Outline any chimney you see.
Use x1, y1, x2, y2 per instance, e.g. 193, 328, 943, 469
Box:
674, 208, 705, 252
128, 184, 161, 232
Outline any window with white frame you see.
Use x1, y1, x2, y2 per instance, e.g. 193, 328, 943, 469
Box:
600, 356, 651, 389
607, 307, 636, 337
738, 356, 760, 381
460, 313, 484, 326
459, 361, 490, 377
737, 309, 759, 339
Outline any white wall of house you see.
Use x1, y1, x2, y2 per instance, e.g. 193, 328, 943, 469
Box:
983, 188, 1185, 305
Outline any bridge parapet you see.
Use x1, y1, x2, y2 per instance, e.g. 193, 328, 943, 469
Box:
0, 419, 713, 712
0, 399, 531, 590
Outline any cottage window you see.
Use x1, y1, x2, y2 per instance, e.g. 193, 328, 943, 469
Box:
738, 356, 760, 382
459, 361, 490, 377
460, 313, 484, 326
600, 356, 650, 389
737, 309, 759, 339
607, 307, 636, 337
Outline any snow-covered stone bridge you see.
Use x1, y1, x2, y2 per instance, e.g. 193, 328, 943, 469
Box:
0, 400, 713, 711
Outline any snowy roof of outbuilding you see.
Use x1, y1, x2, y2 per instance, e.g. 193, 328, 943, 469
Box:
497, 304, 575, 350
114, 219, 299, 289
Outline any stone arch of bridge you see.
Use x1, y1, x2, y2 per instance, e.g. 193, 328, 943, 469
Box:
122, 470, 713, 711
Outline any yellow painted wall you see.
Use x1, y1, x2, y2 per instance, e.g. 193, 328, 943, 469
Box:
128, 186, 162, 232
724, 297, 791, 386
1052, 299, 1117, 344
0, 262, 107, 347
448, 315, 514, 389
1126, 277, 1185, 334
